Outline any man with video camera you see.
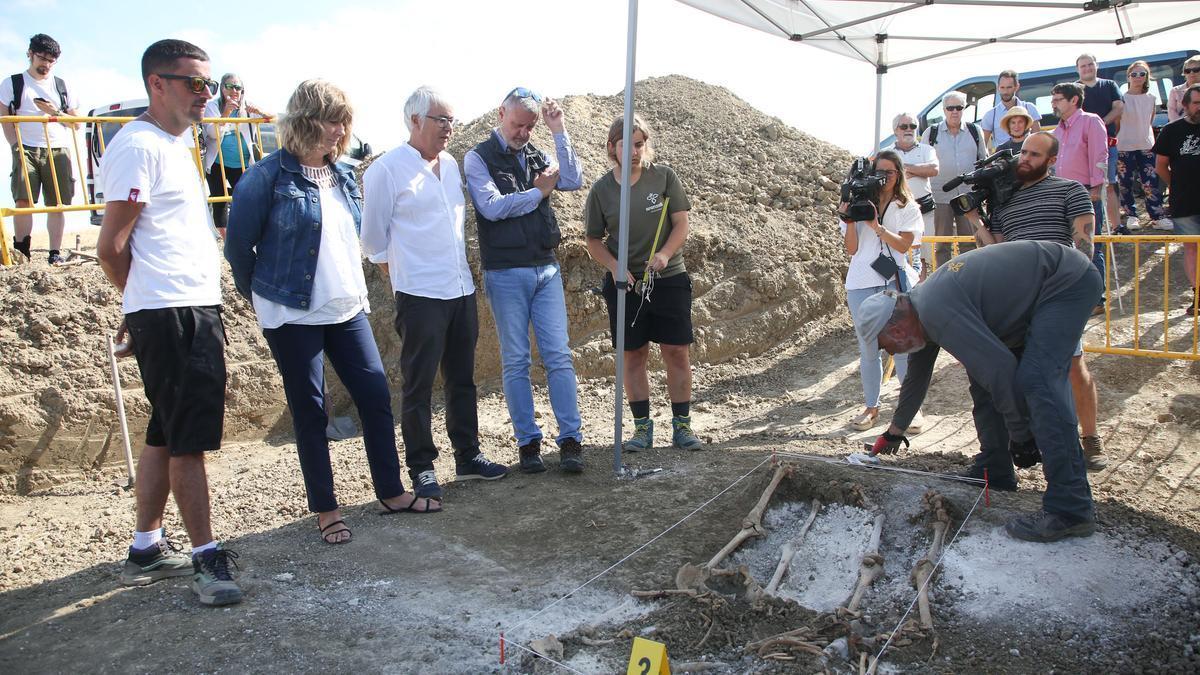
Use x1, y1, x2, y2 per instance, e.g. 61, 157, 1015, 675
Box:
962, 131, 1107, 472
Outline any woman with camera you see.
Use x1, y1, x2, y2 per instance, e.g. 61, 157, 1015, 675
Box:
840, 150, 924, 432
226, 80, 440, 547
202, 73, 270, 233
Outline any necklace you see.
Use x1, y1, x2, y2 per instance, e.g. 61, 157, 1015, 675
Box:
142, 111, 166, 132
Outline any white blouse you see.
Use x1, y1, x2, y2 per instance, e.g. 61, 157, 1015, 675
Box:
840, 198, 923, 291
252, 185, 371, 329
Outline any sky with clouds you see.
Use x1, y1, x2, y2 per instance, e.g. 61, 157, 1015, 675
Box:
1, 0, 1195, 157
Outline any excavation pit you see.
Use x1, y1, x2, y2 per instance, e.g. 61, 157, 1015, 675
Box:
512, 457, 1200, 674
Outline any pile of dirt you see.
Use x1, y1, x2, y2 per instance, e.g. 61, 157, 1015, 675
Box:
0, 264, 285, 492
364, 74, 855, 387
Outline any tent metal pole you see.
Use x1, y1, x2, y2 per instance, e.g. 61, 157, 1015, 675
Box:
874, 70, 883, 152
615, 0, 639, 475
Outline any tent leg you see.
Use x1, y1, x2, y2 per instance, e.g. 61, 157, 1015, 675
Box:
873, 70, 883, 152
615, 0, 639, 475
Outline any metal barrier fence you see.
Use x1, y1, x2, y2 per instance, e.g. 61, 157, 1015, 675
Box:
0, 114, 269, 265
925, 234, 1200, 361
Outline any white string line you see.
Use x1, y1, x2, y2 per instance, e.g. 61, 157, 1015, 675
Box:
502, 639, 588, 675
771, 450, 987, 486
501, 455, 773, 634
870, 484, 987, 671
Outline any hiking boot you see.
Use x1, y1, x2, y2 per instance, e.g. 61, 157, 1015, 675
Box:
672, 415, 703, 451
1081, 435, 1108, 472
13, 235, 31, 260
455, 454, 508, 481
624, 417, 653, 452
961, 463, 1017, 491
559, 438, 584, 473
191, 546, 243, 606
120, 537, 192, 586
1005, 511, 1096, 543
48, 251, 66, 266
413, 469, 443, 499
518, 439, 546, 474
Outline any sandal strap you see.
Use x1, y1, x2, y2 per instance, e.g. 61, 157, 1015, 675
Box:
319, 519, 348, 533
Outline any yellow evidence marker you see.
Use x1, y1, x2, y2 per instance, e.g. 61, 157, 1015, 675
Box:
626, 636, 670, 675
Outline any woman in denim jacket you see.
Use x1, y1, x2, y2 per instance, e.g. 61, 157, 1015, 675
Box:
226, 80, 440, 546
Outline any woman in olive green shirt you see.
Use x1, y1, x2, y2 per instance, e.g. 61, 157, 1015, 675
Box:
584, 114, 702, 452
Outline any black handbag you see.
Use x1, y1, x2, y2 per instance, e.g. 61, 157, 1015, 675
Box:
916, 193, 935, 214
868, 202, 907, 292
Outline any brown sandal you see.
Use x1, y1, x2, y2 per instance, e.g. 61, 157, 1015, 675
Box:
318, 518, 352, 544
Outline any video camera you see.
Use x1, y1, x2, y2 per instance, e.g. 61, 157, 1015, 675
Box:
838, 157, 886, 222
943, 149, 1020, 218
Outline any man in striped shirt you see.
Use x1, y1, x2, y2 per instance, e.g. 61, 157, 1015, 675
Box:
964, 131, 1107, 472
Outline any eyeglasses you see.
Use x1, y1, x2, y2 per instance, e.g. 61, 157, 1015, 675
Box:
876, 169, 898, 178
896, 123, 918, 130
1128, 71, 1148, 78
944, 105, 965, 112
425, 114, 456, 128
223, 82, 244, 92
506, 86, 542, 104
33, 52, 57, 65
1185, 67, 1200, 75
156, 73, 219, 96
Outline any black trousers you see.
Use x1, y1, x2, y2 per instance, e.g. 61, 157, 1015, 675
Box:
394, 292, 480, 479
206, 165, 244, 229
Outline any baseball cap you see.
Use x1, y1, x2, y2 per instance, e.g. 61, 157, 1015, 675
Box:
855, 291, 898, 349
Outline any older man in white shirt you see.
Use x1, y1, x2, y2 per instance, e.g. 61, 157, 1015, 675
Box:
887, 112, 938, 275
360, 86, 508, 502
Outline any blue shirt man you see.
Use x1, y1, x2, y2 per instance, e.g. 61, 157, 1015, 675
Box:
463, 88, 586, 473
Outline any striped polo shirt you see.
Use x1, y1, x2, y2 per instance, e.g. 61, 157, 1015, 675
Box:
989, 175, 1093, 247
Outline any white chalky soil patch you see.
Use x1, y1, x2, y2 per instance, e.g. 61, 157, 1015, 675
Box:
940, 526, 1196, 626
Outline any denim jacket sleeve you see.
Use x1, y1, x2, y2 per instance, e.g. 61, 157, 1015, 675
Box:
224, 160, 271, 300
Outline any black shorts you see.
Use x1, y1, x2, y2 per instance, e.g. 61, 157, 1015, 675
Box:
125, 305, 227, 455
602, 271, 694, 351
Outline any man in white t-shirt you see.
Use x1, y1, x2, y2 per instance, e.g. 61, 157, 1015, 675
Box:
0, 34, 79, 264
886, 112, 938, 274
97, 39, 242, 607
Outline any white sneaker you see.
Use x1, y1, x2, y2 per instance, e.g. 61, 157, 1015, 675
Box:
1152, 218, 1175, 231
906, 411, 926, 436
1125, 216, 1141, 231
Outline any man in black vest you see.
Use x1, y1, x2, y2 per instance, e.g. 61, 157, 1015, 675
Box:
464, 87, 585, 475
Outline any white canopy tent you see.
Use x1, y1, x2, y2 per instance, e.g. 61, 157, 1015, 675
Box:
607, 0, 1199, 472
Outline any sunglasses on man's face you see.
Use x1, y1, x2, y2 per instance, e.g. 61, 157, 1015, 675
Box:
1185, 67, 1200, 75
157, 73, 219, 96
506, 86, 542, 104
896, 123, 918, 130
944, 105, 965, 112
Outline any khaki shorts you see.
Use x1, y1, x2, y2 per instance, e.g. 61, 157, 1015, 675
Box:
11, 145, 74, 206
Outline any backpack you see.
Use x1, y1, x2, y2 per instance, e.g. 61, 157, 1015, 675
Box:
929, 121, 981, 147
8, 73, 70, 113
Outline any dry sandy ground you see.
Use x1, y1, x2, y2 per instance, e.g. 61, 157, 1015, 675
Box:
2, 239, 1199, 673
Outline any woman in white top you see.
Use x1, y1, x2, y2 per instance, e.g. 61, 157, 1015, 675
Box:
839, 150, 924, 432
1116, 60, 1170, 231
226, 81, 439, 547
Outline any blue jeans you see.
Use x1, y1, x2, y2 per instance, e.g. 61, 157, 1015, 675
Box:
847, 284, 909, 408
262, 312, 404, 513
1091, 199, 1106, 293
1016, 265, 1102, 522
483, 263, 582, 446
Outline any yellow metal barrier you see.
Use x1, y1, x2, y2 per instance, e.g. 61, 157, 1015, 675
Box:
923, 234, 1200, 361
0, 114, 268, 262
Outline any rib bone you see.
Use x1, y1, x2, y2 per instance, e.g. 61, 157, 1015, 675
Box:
765, 498, 821, 594
911, 491, 951, 630
706, 463, 789, 569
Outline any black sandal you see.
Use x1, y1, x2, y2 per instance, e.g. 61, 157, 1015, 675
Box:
318, 518, 352, 544
378, 494, 442, 515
